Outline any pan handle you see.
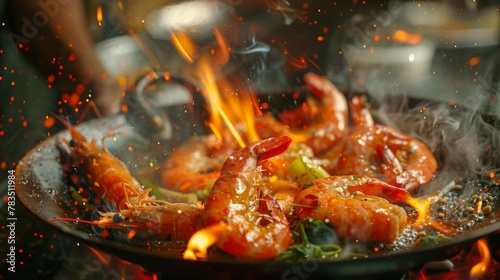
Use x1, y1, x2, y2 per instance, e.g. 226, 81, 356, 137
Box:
125, 71, 208, 143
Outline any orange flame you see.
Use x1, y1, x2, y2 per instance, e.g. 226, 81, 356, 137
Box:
183, 223, 230, 260
406, 196, 456, 235
88, 246, 158, 279
196, 57, 261, 147
470, 238, 491, 279
171, 31, 197, 64
96, 6, 103, 25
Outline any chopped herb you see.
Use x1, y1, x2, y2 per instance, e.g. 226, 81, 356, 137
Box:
277, 219, 341, 262
414, 235, 452, 249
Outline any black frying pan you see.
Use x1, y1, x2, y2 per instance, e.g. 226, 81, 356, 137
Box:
14, 69, 500, 279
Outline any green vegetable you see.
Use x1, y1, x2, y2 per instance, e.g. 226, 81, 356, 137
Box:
137, 176, 201, 205
276, 219, 342, 262
136, 176, 165, 199
414, 235, 452, 249
289, 155, 331, 187
69, 186, 96, 211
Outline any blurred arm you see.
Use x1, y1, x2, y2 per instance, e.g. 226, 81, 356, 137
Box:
7, 0, 121, 116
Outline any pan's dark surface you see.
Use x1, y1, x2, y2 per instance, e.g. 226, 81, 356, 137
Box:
14, 103, 500, 278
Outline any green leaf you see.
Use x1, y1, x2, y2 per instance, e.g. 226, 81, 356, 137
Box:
414, 235, 452, 249
289, 155, 330, 187
277, 219, 342, 262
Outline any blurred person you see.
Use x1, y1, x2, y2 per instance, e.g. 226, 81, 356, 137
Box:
0, 0, 122, 181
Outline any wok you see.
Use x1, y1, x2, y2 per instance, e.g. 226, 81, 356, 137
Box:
14, 68, 500, 279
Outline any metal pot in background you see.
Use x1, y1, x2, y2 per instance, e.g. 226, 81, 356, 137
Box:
326, 1, 500, 109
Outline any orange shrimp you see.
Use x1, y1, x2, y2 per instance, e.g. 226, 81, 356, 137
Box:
53, 115, 204, 241
293, 175, 409, 243
160, 134, 235, 193
302, 72, 349, 156
252, 73, 348, 157
55, 115, 151, 211
203, 136, 293, 259
53, 202, 203, 242
325, 96, 438, 191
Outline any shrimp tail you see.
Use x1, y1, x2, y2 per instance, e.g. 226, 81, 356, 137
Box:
349, 95, 374, 127
252, 136, 292, 162
376, 143, 404, 174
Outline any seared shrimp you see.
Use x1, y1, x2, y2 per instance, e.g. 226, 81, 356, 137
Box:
253, 73, 348, 157
53, 115, 204, 241
325, 96, 438, 191
56, 201, 203, 241
56, 115, 151, 211
293, 175, 409, 243
203, 136, 293, 259
53, 201, 203, 242
302, 72, 349, 156
160, 134, 234, 193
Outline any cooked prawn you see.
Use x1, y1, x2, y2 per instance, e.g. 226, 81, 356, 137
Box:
325, 96, 438, 191
52, 201, 203, 242
160, 134, 235, 193
203, 136, 293, 259
302, 72, 349, 156
55, 115, 151, 211
53, 115, 204, 241
293, 175, 409, 243
252, 73, 348, 157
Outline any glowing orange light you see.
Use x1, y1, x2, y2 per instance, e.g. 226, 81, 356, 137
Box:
489, 171, 495, 179
96, 6, 103, 24
393, 30, 422, 45
121, 103, 128, 114
171, 31, 197, 64
317, 36, 324, 42
69, 93, 80, 108
101, 229, 110, 238
1, 162, 6, 169
469, 57, 481, 66
127, 229, 137, 240
470, 238, 491, 279
183, 223, 229, 260
214, 28, 230, 65
44, 116, 56, 128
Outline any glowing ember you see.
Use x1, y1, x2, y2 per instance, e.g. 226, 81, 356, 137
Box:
183, 223, 229, 260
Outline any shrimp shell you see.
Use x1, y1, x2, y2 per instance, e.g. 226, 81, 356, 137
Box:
203, 136, 293, 259
294, 176, 408, 243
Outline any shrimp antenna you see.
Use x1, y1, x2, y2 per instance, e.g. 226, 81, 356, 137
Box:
50, 217, 143, 229
51, 217, 104, 226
